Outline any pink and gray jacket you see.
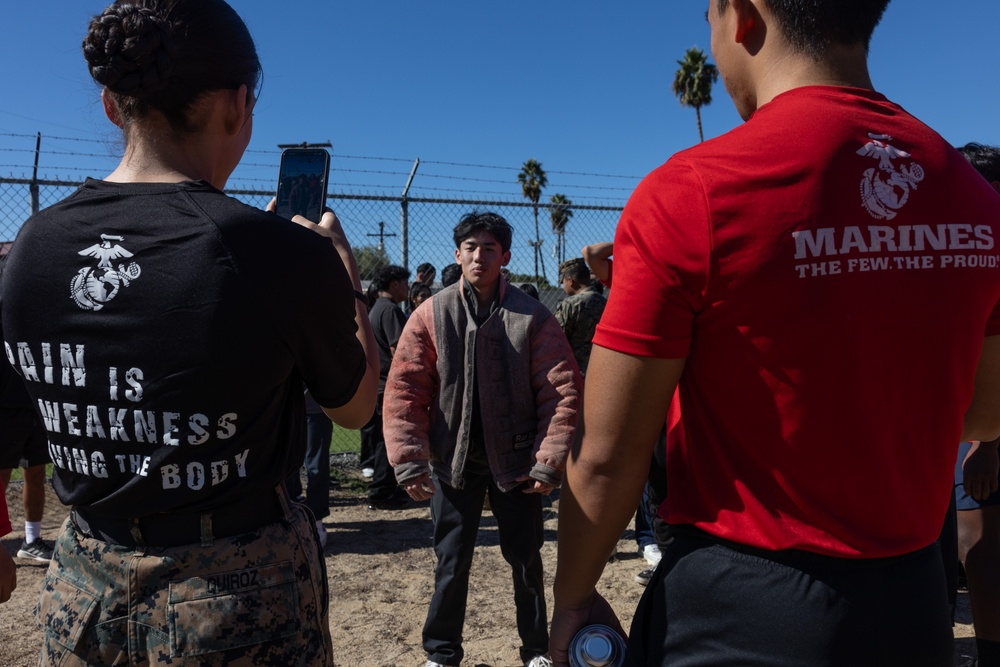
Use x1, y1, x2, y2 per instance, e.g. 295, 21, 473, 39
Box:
384, 279, 582, 491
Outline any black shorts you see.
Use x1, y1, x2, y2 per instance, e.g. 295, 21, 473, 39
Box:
0, 408, 49, 469
626, 527, 953, 667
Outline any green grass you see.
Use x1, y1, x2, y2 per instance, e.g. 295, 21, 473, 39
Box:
330, 425, 362, 454
7, 463, 54, 482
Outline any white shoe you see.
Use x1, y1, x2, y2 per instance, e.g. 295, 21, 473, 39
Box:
316, 521, 328, 548
525, 656, 553, 667
642, 543, 662, 566
423, 661, 446, 667
362, 467, 375, 480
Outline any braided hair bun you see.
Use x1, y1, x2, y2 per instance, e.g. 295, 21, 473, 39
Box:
83, 3, 175, 100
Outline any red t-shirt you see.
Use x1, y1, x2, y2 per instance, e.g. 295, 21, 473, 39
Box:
595, 86, 1000, 558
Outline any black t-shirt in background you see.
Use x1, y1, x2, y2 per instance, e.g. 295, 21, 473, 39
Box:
369, 296, 406, 392
0, 179, 365, 518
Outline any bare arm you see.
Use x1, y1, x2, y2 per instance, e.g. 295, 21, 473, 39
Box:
550, 346, 684, 666
581, 242, 613, 284
962, 335, 1000, 442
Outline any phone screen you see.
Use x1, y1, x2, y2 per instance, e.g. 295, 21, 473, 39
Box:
276, 148, 330, 221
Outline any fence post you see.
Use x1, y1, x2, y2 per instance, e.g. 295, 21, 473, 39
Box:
400, 158, 420, 270
29, 133, 41, 216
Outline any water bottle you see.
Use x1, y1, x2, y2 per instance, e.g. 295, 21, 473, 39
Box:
568, 624, 627, 667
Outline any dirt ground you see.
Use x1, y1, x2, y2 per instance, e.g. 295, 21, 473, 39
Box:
0, 468, 981, 667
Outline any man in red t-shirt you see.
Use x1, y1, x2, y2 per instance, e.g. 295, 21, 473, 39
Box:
552, 1, 1000, 665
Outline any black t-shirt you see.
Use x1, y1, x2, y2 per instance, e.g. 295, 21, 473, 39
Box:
369, 297, 405, 392
0, 179, 365, 517
0, 354, 32, 411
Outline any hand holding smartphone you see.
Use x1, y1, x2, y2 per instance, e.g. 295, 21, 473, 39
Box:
275, 148, 331, 221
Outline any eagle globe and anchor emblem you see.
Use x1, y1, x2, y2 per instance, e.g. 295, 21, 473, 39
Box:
857, 132, 925, 220
70, 234, 142, 311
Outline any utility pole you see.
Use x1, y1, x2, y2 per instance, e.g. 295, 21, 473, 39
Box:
367, 221, 397, 253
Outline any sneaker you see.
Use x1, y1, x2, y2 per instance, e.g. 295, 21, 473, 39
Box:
635, 566, 656, 586
17, 538, 53, 562
315, 521, 328, 549
362, 467, 375, 480
641, 543, 662, 566
525, 656, 553, 667
423, 662, 446, 667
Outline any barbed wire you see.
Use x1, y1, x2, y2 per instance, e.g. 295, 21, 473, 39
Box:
2, 132, 643, 180
0, 134, 638, 204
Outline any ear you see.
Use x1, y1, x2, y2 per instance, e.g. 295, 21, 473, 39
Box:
454, 248, 462, 263
501, 250, 512, 266
729, 0, 758, 44
101, 89, 123, 128
222, 84, 251, 136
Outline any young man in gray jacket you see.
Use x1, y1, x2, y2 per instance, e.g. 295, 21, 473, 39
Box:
384, 211, 582, 667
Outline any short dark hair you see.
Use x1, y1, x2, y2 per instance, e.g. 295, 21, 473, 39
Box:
373, 265, 410, 292
416, 262, 435, 277
958, 143, 1000, 184
83, 0, 262, 134
440, 263, 462, 288
717, 0, 891, 58
409, 281, 431, 298
452, 211, 513, 253
518, 283, 539, 300
559, 258, 591, 284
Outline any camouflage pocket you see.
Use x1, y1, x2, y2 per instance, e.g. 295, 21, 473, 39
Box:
167, 561, 300, 657
36, 574, 99, 653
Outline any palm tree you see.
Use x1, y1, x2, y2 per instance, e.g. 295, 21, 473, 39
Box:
517, 159, 548, 284
549, 193, 573, 264
672, 47, 719, 143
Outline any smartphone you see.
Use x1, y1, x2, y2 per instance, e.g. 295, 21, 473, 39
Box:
275, 148, 330, 221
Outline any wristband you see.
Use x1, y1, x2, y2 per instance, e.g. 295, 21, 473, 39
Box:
354, 290, 369, 307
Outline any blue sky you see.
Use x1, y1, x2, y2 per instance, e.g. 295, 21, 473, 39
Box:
0, 0, 1000, 203
1, 2, 996, 208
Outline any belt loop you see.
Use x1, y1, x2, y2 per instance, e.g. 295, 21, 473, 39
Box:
129, 517, 146, 546
200, 514, 214, 547
276, 484, 292, 519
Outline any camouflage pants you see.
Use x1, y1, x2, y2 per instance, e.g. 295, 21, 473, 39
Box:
36, 503, 333, 666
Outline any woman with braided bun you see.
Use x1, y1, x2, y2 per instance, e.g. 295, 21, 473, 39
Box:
0, 1, 377, 664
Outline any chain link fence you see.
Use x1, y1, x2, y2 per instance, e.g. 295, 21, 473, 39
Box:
0, 176, 623, 453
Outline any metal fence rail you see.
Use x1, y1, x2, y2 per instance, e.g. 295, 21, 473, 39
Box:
0, 176, 623, 453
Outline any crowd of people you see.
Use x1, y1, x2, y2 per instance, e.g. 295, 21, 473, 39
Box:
1, 0, 1000, 666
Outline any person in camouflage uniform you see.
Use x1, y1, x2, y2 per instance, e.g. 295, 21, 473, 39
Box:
38, 498, 331, 666
554, 257, 607, 376
1, 1, 378, 665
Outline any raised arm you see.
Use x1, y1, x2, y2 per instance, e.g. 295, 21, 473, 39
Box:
582, 242, 613, 284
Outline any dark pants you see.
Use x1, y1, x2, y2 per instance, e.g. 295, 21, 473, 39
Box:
424, 472, 548, 666
366, 394, 398, 502
286, 412, 333, 520
626, 528, 953, 667
359, 410, 376, 471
